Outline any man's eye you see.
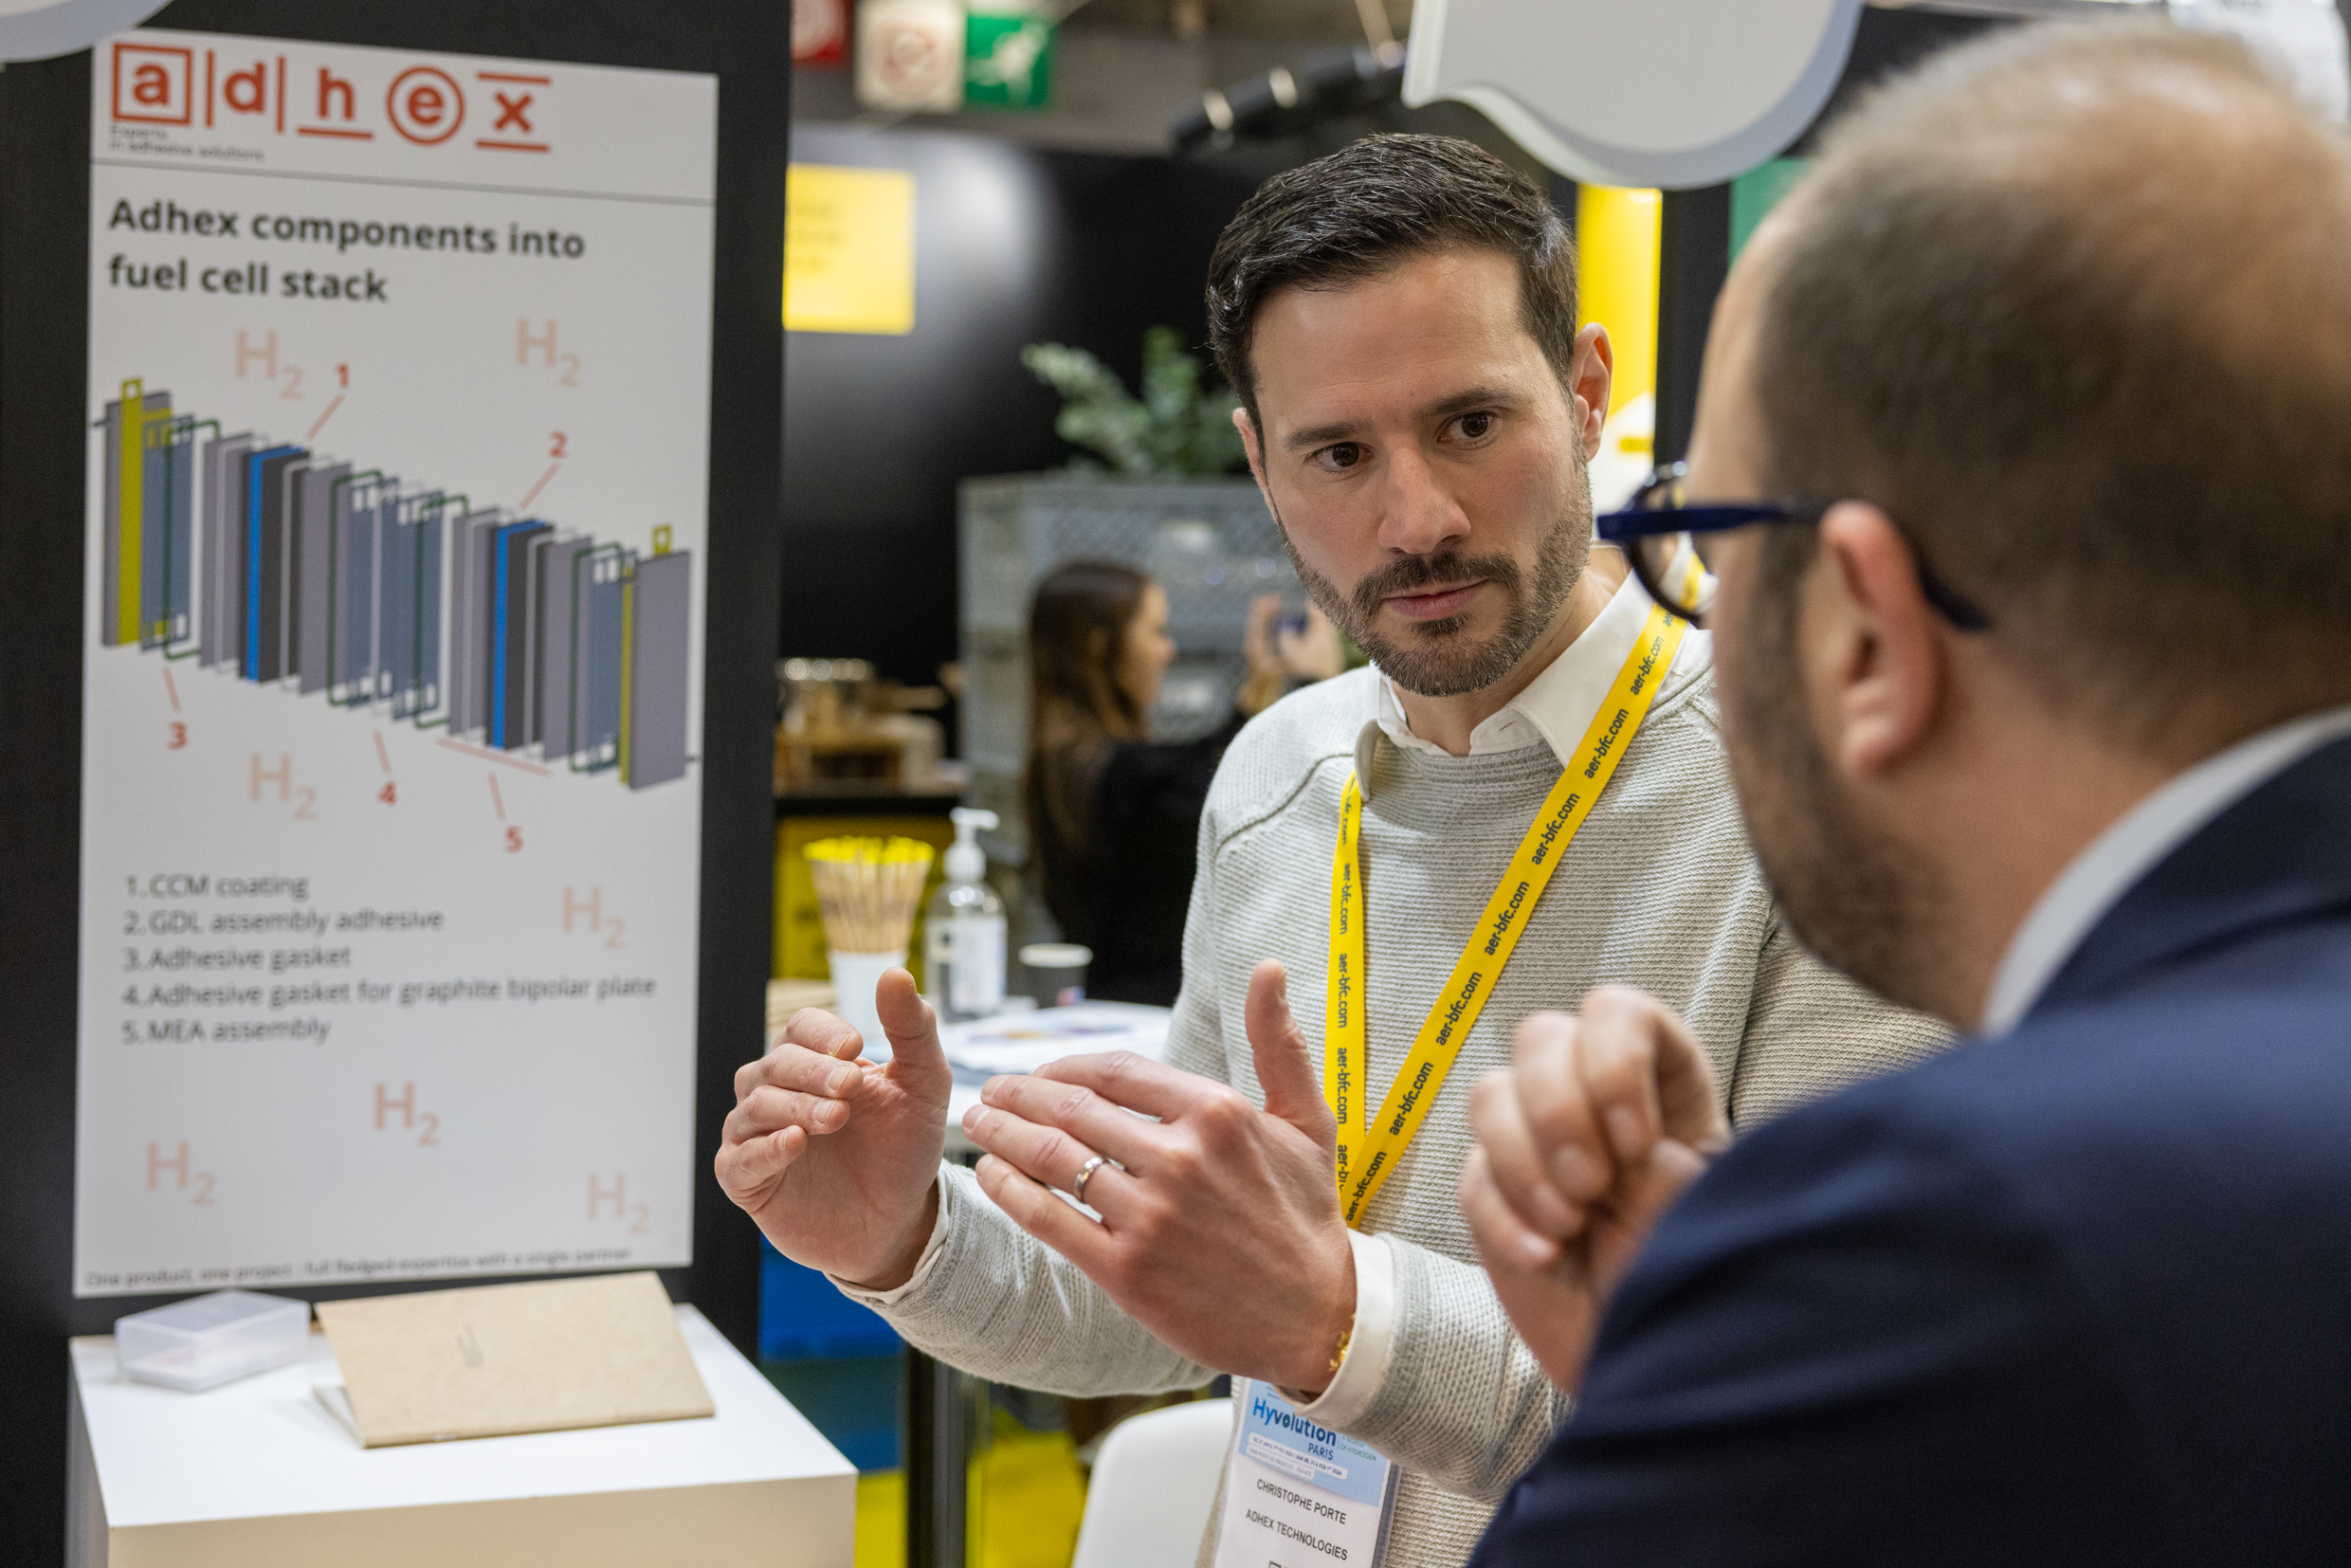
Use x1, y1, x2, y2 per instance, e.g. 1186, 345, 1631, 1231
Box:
1318, 444, 1365, 470
1455, 411, 1495, 440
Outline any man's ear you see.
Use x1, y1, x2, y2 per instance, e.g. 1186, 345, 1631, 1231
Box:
1569, 324, 1615, 463
1234, 406, 1268, 489
1813, 501, 1948, 781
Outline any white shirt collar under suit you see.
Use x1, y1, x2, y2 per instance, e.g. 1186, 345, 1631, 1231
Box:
1981, 702, 2351, 1036
1356, 573, 1710, 789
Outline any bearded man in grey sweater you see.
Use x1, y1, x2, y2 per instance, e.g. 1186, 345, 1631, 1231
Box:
720, 134, 1948, 1566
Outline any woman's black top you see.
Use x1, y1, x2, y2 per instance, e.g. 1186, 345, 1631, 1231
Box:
1038, 712, 1246, 1007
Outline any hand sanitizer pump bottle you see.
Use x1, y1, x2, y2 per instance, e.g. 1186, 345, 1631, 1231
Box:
926, 808, 1007, 1022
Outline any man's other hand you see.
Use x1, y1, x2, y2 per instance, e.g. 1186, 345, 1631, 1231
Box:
1459, 985, 1728, 1391
960, 959, 1356, 1395
715, 969, 952, 1290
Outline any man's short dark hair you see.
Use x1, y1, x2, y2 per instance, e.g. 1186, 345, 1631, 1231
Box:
1756, 21, 2351, 752
1205, 134, 1577, 414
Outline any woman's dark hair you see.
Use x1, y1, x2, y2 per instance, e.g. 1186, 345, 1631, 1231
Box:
1025, 561, 1152, 917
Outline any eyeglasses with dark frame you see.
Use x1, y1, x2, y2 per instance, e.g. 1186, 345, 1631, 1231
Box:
1595, 463, 1993, 631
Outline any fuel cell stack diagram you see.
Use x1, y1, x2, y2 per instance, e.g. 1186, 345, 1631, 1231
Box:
97, 378, 693, 790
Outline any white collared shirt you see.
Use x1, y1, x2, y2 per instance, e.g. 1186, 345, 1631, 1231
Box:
1981, 702, 2351, 1035
1358, 570, 1712, 784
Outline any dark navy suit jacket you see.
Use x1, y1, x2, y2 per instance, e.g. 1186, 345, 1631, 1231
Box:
1470, 736, 2351, 1566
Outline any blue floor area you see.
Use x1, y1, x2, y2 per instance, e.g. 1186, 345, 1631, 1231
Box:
761, 1238, 903, 1471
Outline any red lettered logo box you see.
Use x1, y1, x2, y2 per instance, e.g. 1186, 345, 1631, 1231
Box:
113, 44, 193, 126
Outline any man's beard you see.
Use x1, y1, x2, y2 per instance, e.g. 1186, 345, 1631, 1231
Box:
1272, 497, 1592, 700
1721, 540, 1957, 1019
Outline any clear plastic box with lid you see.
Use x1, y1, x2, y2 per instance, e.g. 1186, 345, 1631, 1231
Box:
115, 1289, 310, 1392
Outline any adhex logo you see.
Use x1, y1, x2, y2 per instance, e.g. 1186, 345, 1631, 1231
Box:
386, 65, 465, 145
110, 41, 556, 155
114, 43, 193, 126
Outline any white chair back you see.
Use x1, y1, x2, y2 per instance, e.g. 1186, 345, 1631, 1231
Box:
1069, 1398, 1234, 1568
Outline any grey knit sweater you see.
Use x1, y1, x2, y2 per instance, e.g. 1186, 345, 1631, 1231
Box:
865, 655, 1951, 1566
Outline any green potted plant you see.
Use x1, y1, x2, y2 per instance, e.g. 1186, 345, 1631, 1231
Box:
1017, 325, 1248, 478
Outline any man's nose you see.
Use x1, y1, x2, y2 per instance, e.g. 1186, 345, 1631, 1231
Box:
1376, 444, 1472, 556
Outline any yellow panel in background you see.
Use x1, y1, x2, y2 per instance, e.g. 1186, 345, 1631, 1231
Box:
856, 1471, 907, 1568
971, 1410, 1088, 1568
787, 164, 917, 335
1576, 185, 1662, 510
850, 1417, 1090, 1568
1576, 184, 1660, 405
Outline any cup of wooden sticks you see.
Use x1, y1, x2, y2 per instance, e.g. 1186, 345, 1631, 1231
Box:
805, 836, 935, 1059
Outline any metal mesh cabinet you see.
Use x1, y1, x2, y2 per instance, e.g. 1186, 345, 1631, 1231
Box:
958, 473, 1301, 862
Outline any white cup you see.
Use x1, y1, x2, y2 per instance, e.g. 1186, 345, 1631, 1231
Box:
826, 949, 906, 1062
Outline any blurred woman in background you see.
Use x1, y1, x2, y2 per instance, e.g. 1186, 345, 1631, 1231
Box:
1025, 560, 1340, 1005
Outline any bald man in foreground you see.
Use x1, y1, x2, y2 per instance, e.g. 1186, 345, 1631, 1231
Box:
1458, 21, 2351, 1564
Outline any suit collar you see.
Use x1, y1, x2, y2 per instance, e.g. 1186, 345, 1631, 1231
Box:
2029, 730, 2351, 1022
1985, 703, 2351, 1030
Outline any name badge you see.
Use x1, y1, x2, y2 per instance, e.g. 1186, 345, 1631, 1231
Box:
1212, 1378, 1398, 1568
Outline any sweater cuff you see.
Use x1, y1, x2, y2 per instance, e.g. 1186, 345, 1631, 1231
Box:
828, 1169, 950, 1306
1293, 1230, 1394, 1428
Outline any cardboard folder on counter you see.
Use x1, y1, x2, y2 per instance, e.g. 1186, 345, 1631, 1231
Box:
313, 1271, 715, 1448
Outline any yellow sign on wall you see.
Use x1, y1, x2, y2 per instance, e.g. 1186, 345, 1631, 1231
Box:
1576, 184, 1663, 511
785, 163, 917, 335
1576, 184, 1660, 408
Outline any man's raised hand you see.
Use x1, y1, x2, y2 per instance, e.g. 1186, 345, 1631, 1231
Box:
1459, 985, 1728, 1391
715, 968, 953, 1289
958, 959, 1356, 1393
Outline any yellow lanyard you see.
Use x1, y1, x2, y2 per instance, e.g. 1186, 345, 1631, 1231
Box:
1325, 603, 1686, 1227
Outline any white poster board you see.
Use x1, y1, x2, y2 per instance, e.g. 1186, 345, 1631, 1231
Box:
74, 28, 716, 1297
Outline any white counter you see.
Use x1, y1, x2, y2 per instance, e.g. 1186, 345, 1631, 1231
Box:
68, 1304, 854, 1568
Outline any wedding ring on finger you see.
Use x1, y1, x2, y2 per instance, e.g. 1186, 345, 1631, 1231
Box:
1071, 1154, 1120, 1206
